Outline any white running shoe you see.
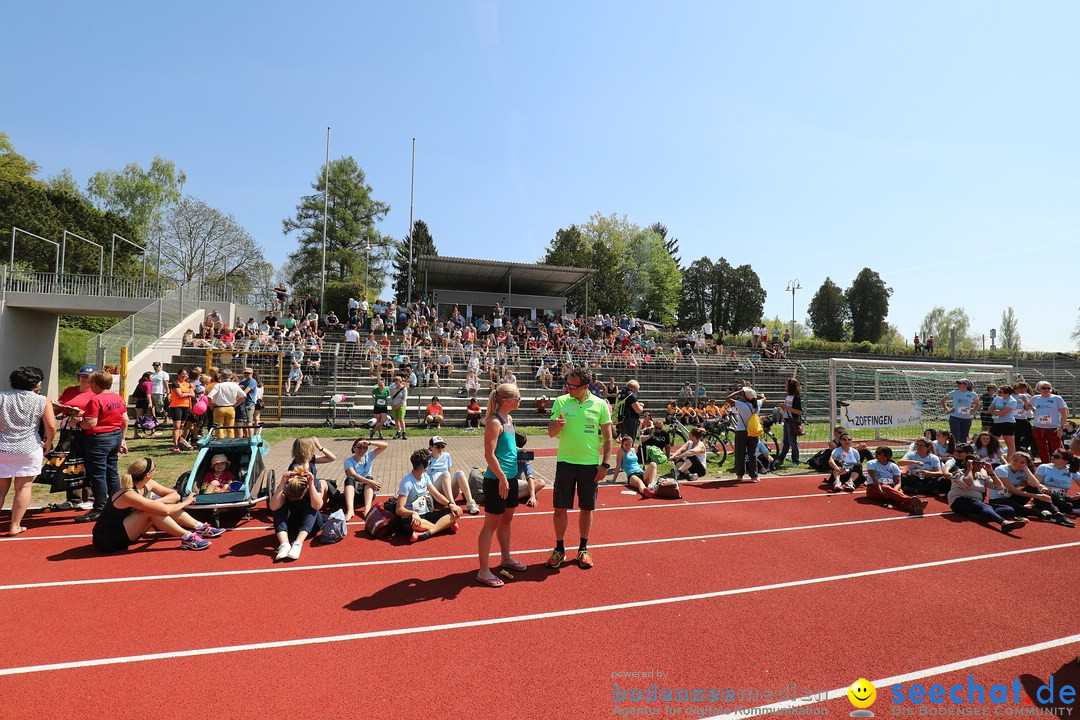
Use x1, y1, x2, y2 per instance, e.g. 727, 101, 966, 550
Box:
275, 542, 291, 561
287, 541, 303, 560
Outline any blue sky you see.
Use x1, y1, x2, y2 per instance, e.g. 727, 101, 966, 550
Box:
3, 1, 1077, 350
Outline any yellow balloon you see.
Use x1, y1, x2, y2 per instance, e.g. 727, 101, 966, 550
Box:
847, 678, 876, 709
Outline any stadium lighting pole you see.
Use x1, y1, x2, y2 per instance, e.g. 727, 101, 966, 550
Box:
320, 126, 330, 316
364, 243, 371, 300
786, 279, 802, 340
407, 137, 415, 303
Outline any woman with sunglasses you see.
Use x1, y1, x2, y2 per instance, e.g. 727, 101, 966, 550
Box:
991, 452, 1075, 527
947, 451, 1026, 534
828, 434, 864, 492
343, 437, 388, 521
1030, 381, 1069, 463
1035, 451, 1080, 518
92, 457, 223, 553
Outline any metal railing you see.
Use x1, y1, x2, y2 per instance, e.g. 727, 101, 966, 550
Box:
4, 271, 178, 298
87, 282, 203, 365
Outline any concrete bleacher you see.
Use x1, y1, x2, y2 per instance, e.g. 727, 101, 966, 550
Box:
151, 323, 1080, 428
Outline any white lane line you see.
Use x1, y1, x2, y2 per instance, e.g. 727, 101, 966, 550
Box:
2, 541, 1077, 677
706, 632, 1080, 719
2, 490, 861, 542
0, 511, 952, 592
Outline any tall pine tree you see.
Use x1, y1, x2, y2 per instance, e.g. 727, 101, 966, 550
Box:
392, 219, 437, 303
649, 221, 682, 269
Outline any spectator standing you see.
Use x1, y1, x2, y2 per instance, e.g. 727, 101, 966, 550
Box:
0, 367, 56, 535
940, 378, 980, 443
726, 386, 764, 483
614, 379, 644, 441
1030, 381, 1069, 463
149, 361, 169, 420
774, 377, 803, 468
207, 369, 245, 439
167, 370, 195, 453
389, 375, 409, 440
238, 368, 258, 437
545, 368, 613, 570
477, 383, 524, 587
77, 371, 128, 522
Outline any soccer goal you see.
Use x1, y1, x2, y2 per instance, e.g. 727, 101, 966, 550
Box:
826, 358, 1013, 443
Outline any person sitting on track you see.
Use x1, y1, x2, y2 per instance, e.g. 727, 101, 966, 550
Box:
933, 430, 956, 468
612, 435, 657, 498
972, 430, 1005, 467
427, 435, 480, 515
947, 453, 1026, 534
640, 416, 672, 465
990, 451, 1074, 527
828, 433, 864, 492
1034, 450, 1080, 520
669, 427, 708, 481
898, 438, 947, 496
270, 466, 326, 561
92, 457, 223, 553
343, 438, 388, 521
396, 448, 461, 543
864, 446, 927, 515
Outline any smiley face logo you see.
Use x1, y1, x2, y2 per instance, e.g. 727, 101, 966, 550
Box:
847, 678, 876, 710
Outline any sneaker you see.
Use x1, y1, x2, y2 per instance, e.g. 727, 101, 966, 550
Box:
831, 480, 843, 493
178, 438, 193, 451
910, 498, 927, 515
843, 481, 855, 492
74, 510, 102, 523
1000, 518, 1027, 533
576, 549, 594, 569
750, 477, 760, 483
410, 529, 429, 543
195, 523, 226, 539
1039, 510, 1054, 521
465, 500, 480, 515
640, 487, 655, 499
545, 549, 566, 568
180, 533, 210, 551
448, 521, 460, 534
1053, 514, 1076, 528
286, 541, 303, 560
275, 542, 291, 561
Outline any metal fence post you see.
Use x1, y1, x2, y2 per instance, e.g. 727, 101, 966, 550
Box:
157, 297, 163, 338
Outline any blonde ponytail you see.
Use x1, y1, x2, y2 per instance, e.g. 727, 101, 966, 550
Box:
485, 383, 520, 423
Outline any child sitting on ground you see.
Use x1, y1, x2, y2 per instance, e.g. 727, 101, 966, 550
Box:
201, 454, 234, 493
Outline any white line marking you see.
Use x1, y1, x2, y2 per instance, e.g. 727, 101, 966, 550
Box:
1, 541, 1077, 677
3, 490, 858, 542
706, 632, 1080, 719
0, 511, 951, 592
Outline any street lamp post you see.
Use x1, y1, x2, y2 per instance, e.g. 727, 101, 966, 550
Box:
364, 243, 371, 300
785, 279, 802, 341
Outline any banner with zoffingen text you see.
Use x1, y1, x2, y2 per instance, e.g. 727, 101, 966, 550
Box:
842, 400, 922, 429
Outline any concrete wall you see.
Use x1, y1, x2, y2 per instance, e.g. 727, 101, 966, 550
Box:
120, 308, 207, 393
0, 303, 61, 398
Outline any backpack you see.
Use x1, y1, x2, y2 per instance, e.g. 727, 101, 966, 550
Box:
319, 509, 348, 544
745, 403, 763, 437
364, 498, 402, 539
468, 467, 486, 503
806, 448, 832, 472
613, 388, 632, 424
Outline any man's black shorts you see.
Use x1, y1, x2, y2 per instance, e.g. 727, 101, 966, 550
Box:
482, 473, 521, 515
553, 461, 600, 511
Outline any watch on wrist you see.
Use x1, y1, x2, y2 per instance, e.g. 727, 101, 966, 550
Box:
600, 462, 610, 469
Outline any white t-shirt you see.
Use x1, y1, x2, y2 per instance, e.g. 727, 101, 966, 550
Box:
344, 328, 360, 343
866, 460, 901, 486
150, 370, 169, 395
208, 381, 244, 407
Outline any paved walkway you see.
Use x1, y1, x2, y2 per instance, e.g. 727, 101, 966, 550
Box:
265, 433, 566, 496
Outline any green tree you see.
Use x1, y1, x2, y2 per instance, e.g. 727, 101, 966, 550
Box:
86, 156, 186, 243
677, 257, 714, 330
542, 225, 591, 314
281, 156, 393, 294
846, 268, 892, 343
0, 179, 140, 275
878, 323, 906, 347
920, 306, 977, 353
392, 219, 437, 303
999, 307, 1021, 351
627, 228, 681, 324
46, 168, 84, 198
649, 221, 681, 269
807, 278, 848, 341
0, 131, 39, 182
722, 263, 768, 334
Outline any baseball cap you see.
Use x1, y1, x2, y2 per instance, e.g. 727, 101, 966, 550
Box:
429, 435, 447, 447
243, 367, 254, 374
152, 361, 161, 367
77, 365, 98, 376
742, 387, 756, 400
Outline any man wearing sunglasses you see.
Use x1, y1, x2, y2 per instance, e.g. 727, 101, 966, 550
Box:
546, 367, 613, 570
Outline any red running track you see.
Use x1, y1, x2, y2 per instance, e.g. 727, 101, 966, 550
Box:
1, 475, 1077, 719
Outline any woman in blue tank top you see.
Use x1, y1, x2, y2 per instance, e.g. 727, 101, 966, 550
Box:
477, 383, 523, 588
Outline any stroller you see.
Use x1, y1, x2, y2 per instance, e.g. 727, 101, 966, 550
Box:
133, 414, 160, 438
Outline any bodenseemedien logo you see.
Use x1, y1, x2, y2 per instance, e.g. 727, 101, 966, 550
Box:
849, 678, 877, 717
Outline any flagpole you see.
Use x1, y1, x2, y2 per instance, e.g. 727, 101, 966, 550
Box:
407, 137, 415, 303
320, 126, 330, 315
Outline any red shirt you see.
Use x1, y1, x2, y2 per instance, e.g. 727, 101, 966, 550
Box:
58, 386, 95, 411
84, 392, 127, 434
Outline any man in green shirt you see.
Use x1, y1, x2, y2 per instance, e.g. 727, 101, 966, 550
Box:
546, 367, 613, 570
